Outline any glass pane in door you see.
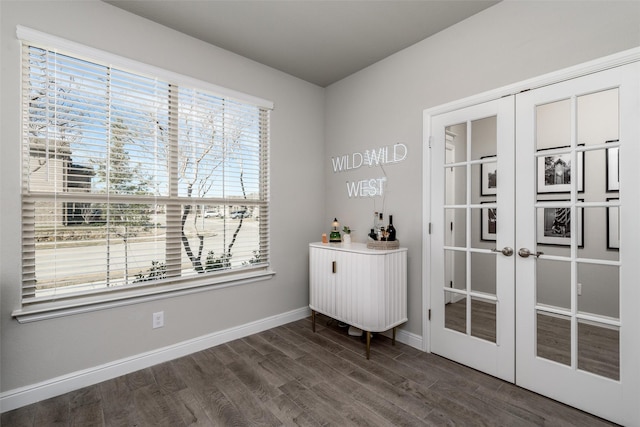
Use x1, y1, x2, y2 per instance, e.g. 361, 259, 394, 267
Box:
444, 208, 466, 247
576, 263, 620, 318
445, 123, 467, 163
445, 165, 467, 205
537, 311, 571, 366
537, 98, 571, 151
577, 89, 619, 145
535, 205, 572, 258
577, 205, 619, 262
470, 252, 496, 294
444, 289, 466, 334
471, 297, 496, 343
536, 258, 570, 310
444, 249, 466, 292
578, 320, 619, 380
471, 116, 497, 160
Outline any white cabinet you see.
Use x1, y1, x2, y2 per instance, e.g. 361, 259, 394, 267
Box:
309, 242, 407, 358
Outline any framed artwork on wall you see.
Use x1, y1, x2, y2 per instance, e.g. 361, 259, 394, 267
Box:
536, 148, 584, 194
480, 156, 497, 196
607, 198, 619, 250
481, 202, 497, 242
606, 140, 619, 192
536, 201, 583, 247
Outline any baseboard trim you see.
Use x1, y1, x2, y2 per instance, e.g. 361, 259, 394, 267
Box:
395, 328, 423, 350
373, 326, 423, 351
0, 306, 311, 413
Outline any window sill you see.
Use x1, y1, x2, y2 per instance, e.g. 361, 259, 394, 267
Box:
12, 269, 276, 323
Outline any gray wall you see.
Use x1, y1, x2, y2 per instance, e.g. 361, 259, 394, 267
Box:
324, 1, 640, 336
0, 0, 325, 392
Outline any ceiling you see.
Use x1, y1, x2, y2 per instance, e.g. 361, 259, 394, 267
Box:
105, 1, 500, 87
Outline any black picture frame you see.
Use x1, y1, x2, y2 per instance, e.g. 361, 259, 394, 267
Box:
536, 200, 584, 247
536, 147, 584, 194
480, 156, 497, 196
606, 140, 619, 192
607, 198, 619, 250
480, 201, 497, 242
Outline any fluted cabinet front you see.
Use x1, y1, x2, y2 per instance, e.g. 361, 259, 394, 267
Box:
309, 242, 407, 333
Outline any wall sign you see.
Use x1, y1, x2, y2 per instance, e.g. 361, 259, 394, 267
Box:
331, 143, 408, 198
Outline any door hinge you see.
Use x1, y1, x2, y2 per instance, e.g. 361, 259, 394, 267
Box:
428, 223, 432, 234
428, 135, 432, 149
428, 309, 431, 321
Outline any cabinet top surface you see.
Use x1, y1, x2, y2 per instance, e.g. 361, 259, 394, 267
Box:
309, 242, 407, 254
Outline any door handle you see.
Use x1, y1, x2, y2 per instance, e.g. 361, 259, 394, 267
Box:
492, 247, 514, 257
518, 248, 543, 258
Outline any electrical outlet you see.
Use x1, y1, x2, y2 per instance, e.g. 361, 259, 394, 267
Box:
152, 311, 164, 329
577, 283, 582, 296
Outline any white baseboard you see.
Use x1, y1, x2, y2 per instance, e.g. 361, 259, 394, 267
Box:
0, 306, 311, 413
395, 328, 423, 350
376, 327, 423, 351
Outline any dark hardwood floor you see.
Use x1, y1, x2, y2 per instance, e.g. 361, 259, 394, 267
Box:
1, 314, 617, 426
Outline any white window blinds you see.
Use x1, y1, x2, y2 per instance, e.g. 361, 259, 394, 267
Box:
20, 37, 271, 307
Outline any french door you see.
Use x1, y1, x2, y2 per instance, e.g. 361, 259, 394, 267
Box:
429, 97, 515, 382
428, 61, 640, 425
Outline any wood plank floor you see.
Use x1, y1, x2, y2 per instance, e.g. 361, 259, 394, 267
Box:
1, 314, 617, 426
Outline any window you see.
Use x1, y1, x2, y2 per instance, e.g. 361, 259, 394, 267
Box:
19, 28, 272, 312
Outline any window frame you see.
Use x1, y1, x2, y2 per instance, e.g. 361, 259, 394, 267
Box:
14, 26, 275, 323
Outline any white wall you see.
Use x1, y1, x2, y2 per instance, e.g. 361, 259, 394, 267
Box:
0, 0, 325, 397
324, 1, 640, 336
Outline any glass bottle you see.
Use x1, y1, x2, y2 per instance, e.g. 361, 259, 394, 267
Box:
369, 228, 378, 241
329, 218, 342, 242
387, 215, 396, 241
380, 227, 387, 241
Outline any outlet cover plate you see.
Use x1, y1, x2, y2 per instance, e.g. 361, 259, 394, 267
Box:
153, 311, 164, 329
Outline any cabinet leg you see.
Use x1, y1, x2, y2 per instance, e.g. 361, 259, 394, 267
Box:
392, 327, 396, 346
311, 310, 316, 333
366, 331, 371, 360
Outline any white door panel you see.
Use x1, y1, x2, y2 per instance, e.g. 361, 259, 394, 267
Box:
430, 97, 515, 382
515, 62, 640, 426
